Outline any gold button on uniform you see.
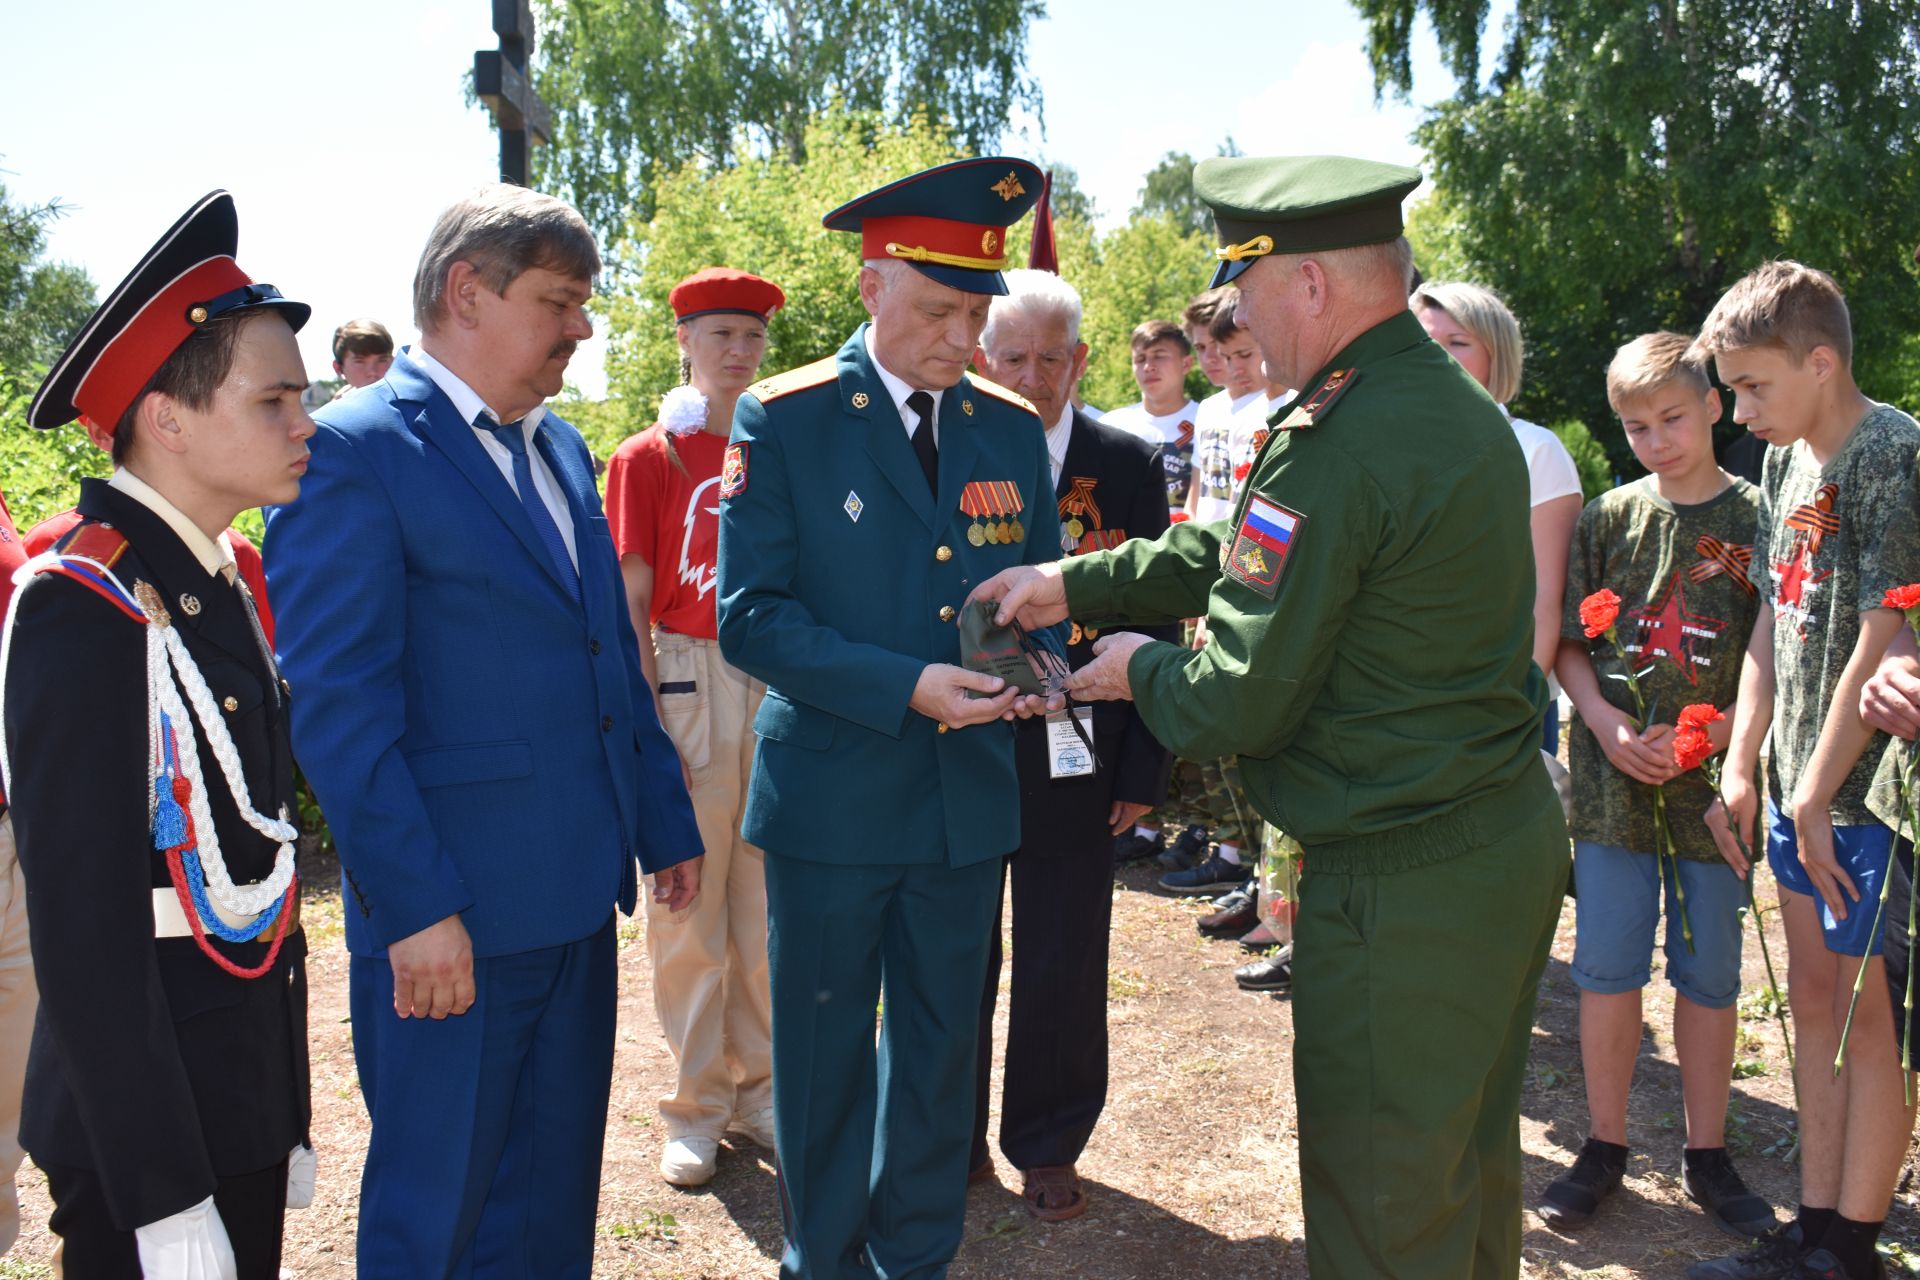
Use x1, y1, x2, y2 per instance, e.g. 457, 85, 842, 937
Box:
222, 696, 239, 712
937, 723, 949, 734
935, 545, 953, 562
938, 605, 955, 622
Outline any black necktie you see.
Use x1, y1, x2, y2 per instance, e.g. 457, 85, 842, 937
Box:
907, 390, 938, 494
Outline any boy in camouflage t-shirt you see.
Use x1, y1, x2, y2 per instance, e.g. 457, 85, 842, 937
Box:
1541, 333, 1770, 1239
1694, 262, 1920, 1280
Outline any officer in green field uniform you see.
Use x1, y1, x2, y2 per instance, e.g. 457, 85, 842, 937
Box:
975, 155, 1570, 1279
716, 158, 1060, 1279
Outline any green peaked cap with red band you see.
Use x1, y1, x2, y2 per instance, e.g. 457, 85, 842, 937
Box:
1196, 155, 1422, 288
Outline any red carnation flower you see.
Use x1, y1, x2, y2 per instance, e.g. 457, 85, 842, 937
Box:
1673, 726, 1715, 772
1883, 584, 1920, 611
1579, 588, 1622, 639
1676, 703, 1724, 732
1233, 461, 1251, 483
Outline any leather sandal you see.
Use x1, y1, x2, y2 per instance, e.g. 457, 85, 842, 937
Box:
1021, 1163, 1087, 1222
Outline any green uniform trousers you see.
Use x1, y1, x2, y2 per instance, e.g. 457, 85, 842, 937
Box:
1293, 764, 1568, 1279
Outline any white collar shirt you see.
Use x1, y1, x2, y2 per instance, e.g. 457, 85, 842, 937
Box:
406, 344, 577, 568
865, 325, 938, 447
109, 468, 237, 581
1043, 404, 1073, 488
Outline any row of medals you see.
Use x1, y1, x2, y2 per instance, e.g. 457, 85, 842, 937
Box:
967, 517, 1025, 546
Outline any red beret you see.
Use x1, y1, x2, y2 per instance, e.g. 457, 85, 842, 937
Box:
669, 267, 785, 323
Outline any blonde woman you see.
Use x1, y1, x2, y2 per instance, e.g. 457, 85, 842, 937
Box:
1413, 281, 1582, 750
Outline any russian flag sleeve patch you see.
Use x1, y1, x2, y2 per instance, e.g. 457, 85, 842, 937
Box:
1222, 495, 1304, 599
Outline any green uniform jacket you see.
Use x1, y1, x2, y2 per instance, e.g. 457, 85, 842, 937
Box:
1059, 310, 1547, 875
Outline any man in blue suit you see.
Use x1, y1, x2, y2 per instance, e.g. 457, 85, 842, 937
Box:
716, 157, 1055, 1280
264, 185, 703, 1278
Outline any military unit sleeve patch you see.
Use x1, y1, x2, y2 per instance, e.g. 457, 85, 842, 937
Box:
1222, 495, 1304, 599
720, 444, 748, 498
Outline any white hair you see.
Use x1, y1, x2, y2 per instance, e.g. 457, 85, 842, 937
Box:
981, 268, 1083, 350
862, 256, 912, 289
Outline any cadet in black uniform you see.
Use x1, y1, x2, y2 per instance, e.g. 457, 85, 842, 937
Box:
1, 191, 314, 1279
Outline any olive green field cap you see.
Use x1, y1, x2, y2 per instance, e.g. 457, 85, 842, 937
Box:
1196, 155, 1422, 287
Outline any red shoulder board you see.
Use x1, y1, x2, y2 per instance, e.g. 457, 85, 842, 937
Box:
56, 521, 131, 570
1277, 368, 1359, 430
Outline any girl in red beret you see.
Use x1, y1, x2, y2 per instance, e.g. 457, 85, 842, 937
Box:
602, 267, 784, 1188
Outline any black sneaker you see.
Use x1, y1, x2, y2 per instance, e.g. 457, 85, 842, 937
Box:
1112, 829, 1163, 865
1159, 851, 1252, 895
1684, 1147, 1779, 1240
1196, 885, 1257, 936
1797, 1248, 1887, 1280
1686, 1223, 1808, 1280
1156, 824, 1209, 872
1536, 1137, 1625, 1230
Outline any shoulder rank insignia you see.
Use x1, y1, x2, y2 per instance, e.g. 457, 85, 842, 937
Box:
748, 356, 837, 404
56, 521, 131, 570
963, 374, 1038, 417
1278, 368, 1359, 430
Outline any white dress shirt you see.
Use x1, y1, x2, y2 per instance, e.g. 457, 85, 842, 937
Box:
405, 345, 579, 569
864, 326, 937, 447
1043, 404, 1074, 488
109, 469, 237, 581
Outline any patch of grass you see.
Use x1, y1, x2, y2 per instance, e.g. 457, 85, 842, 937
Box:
1732, 1057, 1768, 1079
1877, 1236, 1919, 1276
1531, 1062, 1571, 1090
1725, 1096, 1752, 1154
1108, 968, 1151, 999
607, 1209, 679, 1242
0, 1258, 54, 1279
1741, 984, 1787, 1021
1178, 1056, 1225, 1076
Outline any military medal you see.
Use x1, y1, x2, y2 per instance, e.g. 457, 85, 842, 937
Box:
960, 480, 1026, 546
1058, 477, 1100, 554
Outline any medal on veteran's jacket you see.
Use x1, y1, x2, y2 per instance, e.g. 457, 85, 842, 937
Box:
961, 480, 1025, 547
1223, 494, 1304, 599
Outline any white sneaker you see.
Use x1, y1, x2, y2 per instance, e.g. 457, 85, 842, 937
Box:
660, 1136, 719, 1187
727, 1104, 776, 1151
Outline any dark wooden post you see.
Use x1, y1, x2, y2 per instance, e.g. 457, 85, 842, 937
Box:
474, 0, 551, 186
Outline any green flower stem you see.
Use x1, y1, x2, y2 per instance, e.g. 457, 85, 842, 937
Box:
1606, 627, 1694, 953
1835, 831, 1899, 1079
1896, 748, 1918, 1105
1704, 759, 1794, 1079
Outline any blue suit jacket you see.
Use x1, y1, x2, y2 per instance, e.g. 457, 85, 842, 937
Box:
716, 325, 1061, 868
263, 351, 701, 959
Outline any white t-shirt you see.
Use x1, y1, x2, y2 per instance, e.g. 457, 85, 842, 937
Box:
1191, 390, 1267, 522
1103, 398, 1198, 448
1508, 411, 1582, 508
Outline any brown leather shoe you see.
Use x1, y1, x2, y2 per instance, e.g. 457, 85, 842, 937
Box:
1021, 1164, 1087, 1221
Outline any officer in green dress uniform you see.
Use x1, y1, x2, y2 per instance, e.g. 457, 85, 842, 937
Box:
974, 155, 1571, 1280
715, 157, 1060, 1280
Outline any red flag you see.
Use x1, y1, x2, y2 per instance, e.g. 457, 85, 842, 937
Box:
1028, 170, 1058, 273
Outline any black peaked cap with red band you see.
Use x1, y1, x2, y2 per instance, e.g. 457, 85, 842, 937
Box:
823, 157, 1044, 295
28, 190, 311, 431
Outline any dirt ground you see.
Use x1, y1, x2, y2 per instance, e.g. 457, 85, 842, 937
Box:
7, 849, 1919, 1279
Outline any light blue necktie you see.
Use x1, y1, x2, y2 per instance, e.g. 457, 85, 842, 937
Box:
483, 416, 581, 606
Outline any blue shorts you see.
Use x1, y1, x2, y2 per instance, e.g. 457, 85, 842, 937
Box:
1766, 801, 1894, 957
1570, 841, 1746, 1008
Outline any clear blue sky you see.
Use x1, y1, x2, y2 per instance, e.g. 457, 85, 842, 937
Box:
5, 0, 1479, 398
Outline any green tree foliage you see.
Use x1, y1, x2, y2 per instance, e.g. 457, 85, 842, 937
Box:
0, 183, 102, 530
531, 0, 1045, 244
1061, 213, 1216, 412
1354, 0, 1920, 470
597, 108, 1217, 435
1131, 140, 1245, 240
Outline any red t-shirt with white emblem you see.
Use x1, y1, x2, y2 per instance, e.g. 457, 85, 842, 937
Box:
604, 425, 728, 640
0, 489, 24, 620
